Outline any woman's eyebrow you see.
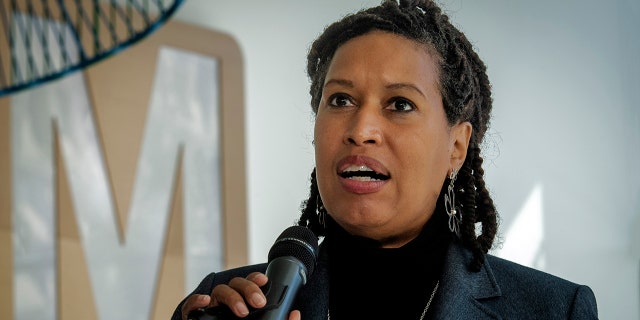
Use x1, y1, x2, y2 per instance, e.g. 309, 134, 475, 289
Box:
324, 79, 427, 99
385, 83, 426, 98
324, 78, 353, 89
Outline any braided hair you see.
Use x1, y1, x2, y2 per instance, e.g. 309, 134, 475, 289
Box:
298, 0, 498, 272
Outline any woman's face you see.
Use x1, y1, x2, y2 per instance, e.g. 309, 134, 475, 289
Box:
314, 31, 471, 248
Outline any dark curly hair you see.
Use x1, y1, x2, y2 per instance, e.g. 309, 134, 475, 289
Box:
297, 0, 498, 272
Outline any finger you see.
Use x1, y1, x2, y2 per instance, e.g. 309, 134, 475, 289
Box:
181, 294, 210, 320
210, 284, 251, 317
246, 272, 269, 286
289, 310, 301, 320
228, 276, 267, 309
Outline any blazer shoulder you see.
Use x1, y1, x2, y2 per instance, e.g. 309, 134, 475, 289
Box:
486, 254, 579, 292
484, 254, 598, 319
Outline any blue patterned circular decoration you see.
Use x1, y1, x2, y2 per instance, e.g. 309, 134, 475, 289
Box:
0, 0, 184, 96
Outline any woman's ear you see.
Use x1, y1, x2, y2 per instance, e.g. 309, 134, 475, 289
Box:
449, 121, 473, 169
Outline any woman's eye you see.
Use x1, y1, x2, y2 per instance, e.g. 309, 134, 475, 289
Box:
328, 94, 354, 107
388, 98, 416, 112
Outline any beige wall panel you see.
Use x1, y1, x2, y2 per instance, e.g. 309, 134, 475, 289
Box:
1, 95, 12, 319
0, 230, 12, 320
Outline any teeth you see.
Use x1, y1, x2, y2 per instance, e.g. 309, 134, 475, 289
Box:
343, 165, 373, 173
340, 164, 388, 181
348, 176, 382, 181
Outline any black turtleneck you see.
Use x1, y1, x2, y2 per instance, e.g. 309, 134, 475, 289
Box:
324, 210, 452, 320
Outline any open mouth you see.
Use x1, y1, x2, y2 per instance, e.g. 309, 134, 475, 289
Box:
339, 165, 390, 181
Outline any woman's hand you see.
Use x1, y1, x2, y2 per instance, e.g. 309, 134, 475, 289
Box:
210, 272, 269, 317
180, 294, 211, 320
180, 272, 301, 320
289, 310, 301, 320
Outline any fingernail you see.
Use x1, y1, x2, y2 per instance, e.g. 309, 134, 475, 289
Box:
251, 292, 266, 306
234, 302, 249, 316
256, 273, 268, 282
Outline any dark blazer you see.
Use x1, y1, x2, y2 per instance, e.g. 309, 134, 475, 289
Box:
172, 242, 598, 319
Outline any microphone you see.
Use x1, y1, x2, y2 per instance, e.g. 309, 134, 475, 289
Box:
188, 226, 319, 320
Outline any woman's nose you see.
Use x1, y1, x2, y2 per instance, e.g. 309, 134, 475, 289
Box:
343, 107, 383, 146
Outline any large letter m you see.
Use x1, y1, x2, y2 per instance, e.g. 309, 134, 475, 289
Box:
8, 22, 246, 320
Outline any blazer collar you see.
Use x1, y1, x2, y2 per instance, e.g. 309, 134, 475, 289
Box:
431, 242, 502, 319
295, 241, 503, 320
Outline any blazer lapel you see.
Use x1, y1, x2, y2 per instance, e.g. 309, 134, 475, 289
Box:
431, 242, 502, 320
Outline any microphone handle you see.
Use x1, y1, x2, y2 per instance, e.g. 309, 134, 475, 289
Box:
260, 256, 308, 320
187, 257, 307, 320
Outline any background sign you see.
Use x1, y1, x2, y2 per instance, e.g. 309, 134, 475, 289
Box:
0, 20, 247, 320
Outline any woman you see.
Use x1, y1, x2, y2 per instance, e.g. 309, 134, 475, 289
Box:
173, 0, 598, 319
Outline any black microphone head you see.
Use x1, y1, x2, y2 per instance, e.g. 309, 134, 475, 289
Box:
267, 226, 319, 276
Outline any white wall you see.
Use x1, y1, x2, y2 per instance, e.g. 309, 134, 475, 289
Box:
174, 1, 639, 318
